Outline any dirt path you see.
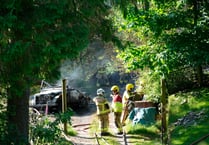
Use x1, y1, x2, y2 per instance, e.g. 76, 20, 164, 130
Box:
70, 104, 96, 145
69, 103, 126, 145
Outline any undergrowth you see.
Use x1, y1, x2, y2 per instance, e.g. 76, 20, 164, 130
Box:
168, 87, 209, 145
29, 108, 75, 145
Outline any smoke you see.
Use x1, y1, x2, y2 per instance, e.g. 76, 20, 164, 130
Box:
60, 64, 83, 81
58, 40, 113, 91
58, 39, 138, 97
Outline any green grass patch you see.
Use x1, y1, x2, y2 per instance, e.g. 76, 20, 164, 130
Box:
169, 88, 209, 145
123, 122, 161, 145
125, 123, 160, 138
67, 125, 77, 136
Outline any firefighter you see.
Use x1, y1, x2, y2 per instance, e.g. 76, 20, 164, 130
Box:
93, 88, 111, 136
110, 85, 123, 135
121, 83, 135, 125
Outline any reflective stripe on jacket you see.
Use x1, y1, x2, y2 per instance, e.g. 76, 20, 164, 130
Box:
112, 94, 122, 113
112, 102, 122, 112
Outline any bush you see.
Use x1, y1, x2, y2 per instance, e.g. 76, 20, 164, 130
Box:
136, 69, 161, 103
29, 108, 73, 144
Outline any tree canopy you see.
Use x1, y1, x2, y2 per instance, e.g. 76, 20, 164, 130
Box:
0, 1, 113, 144
112, 0, 209, 77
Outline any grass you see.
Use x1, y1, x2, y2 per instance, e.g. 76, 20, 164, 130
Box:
168, 87, 209, 145
89, 115, 162, 145
124, 122, 161, 145
67, 125, 77, 136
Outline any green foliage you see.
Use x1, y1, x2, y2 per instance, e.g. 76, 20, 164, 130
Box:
55, 108, 74, 125
0, 1, 114, 144
0, 0, 113, 84
30, 117, 61, 143
111, 0, 209, 77
30, 109, 74, 144
135, 69, 161, 103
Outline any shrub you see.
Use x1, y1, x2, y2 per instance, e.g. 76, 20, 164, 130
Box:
29, 108, 73, 144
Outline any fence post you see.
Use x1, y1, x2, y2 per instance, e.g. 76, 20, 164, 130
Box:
161, 78, 167, 144
62, 79, 68, 133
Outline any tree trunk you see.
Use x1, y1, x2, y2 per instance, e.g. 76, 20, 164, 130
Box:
193, 1, 203, 87
6, 81, 30, 145
196, 65, 203, 87
161, 78, 168, 144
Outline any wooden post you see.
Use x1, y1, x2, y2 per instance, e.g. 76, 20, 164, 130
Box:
161, 78, 167, 144
62, 79, 67, 133
123, 130, 128, 145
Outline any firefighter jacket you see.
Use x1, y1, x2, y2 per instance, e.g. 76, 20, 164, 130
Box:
93, 95, 110, 115
112, 94, 122, 113
122, 91, 133, 106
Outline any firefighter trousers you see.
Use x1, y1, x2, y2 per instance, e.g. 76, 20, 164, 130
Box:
114, 112, 122, 132
98, 113, 109, 133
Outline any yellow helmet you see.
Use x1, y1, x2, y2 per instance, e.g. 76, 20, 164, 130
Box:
126, 83, 134, 91
111, 85, 119, 92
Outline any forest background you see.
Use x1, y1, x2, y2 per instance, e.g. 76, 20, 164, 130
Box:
0, 0, 209, 145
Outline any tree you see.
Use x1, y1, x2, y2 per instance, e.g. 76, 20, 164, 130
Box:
110, 0, 209, 143
112, 0, 209, 77
0, 1, 113, 144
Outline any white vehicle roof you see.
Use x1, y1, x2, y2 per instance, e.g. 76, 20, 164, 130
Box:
35, 87, 62, 96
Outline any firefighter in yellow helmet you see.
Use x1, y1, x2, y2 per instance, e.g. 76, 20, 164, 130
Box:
121, 83, 135, 125
122, 83, 134, 105
110, 85, 123, 135
93, 88, 110, 136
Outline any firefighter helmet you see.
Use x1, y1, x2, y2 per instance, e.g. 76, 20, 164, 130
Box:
111, 85, 119, 92
126, 83, 134, 91
97, 88, 105, 95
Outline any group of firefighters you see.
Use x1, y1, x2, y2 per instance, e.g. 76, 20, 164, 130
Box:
93, 82, 145, 136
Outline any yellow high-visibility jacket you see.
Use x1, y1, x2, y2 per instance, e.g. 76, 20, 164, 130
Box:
122, 91, 132, 107
111, 94, 122, 113
93, 96, 110, 115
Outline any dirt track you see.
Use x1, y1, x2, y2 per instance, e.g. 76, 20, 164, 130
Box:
70, 103, 97, 145
70, 103, 125, 145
